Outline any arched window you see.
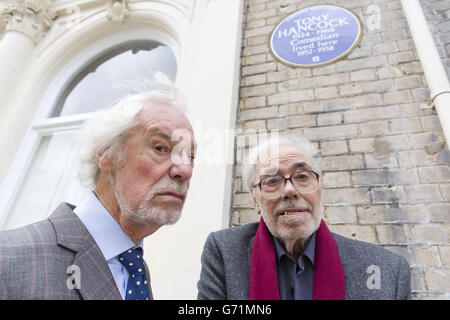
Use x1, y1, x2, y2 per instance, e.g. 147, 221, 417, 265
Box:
1, 41, 177, 230
54, 41, 177, 117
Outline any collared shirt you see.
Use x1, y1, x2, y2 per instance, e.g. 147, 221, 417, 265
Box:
273, 232, 316, 300
73, 191, 144, 300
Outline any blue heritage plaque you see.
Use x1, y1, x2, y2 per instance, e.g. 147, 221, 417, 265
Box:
270, 5, 363, 68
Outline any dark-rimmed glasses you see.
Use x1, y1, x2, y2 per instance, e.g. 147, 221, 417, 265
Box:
253, 170, 320, 199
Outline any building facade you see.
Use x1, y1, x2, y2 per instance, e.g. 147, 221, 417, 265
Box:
0, 0, 448, 299
0, 0, 243, 299
233, 0, 450, 300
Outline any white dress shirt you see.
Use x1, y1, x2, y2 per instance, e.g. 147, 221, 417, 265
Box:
73, 191, 143, 299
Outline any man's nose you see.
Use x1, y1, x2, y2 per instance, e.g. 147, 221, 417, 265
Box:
282, 178, 298, 199
169, 160, 193, 183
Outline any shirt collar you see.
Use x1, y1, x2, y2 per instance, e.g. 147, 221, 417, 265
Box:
273, 232, 316, 266
73, 191, 143, 261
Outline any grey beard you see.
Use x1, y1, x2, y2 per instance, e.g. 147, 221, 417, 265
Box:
260, 204, 322, 241
113, 180, 183, 226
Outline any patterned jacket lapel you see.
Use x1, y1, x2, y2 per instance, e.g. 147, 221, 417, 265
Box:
48, 203, 122, 300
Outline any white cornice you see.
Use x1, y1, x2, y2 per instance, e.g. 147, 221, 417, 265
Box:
0, 0, 197, 39
147, 0, 196, 22
51, 0, 196, 21
0, 0, 57, 43
106, 0, 130, 23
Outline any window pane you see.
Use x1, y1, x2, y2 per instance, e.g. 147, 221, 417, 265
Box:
56, 44, 177, 117
3, 130, 88, 230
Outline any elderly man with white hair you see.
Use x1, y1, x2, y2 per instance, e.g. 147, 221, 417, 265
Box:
0, 75, 196, 300
197, 134, 411, 300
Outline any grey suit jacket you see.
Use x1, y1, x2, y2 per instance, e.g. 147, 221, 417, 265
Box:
0, 203, 153, 300
197, 222, 411, 300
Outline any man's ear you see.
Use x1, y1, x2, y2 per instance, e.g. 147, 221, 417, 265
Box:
95, 148, 114, 172
250, 188, 261, 215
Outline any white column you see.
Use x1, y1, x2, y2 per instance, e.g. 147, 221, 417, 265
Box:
0, 0, 56, 104
0, 31, 34, 108
401, 0, 450, 149
0, 0, 56, 182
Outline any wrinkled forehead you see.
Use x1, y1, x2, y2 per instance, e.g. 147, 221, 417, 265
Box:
137, 101, 194, 139
255, 145, 315, 176
124, 102, 196, 156
140, 101, 192, 128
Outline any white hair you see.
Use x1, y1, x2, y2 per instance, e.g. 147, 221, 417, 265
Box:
242, 134, 321, 192
75, 72, 187, 188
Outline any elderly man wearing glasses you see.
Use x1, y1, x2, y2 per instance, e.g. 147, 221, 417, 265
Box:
197, 134, 411, 300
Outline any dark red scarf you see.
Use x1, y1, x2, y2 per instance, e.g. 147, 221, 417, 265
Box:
249, 218, 345, 300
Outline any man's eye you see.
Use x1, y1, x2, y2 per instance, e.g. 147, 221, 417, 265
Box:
263, 177, 282, 186
154, 145, 170, 153
293, 172, 312, 182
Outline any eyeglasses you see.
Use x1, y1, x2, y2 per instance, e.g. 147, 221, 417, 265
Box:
253, 170, 320, 199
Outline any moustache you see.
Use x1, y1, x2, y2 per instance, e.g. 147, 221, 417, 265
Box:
145, 183, 189, 202
273, 199, 312, 215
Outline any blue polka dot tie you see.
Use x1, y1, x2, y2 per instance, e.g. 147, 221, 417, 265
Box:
118, 247, 150, 300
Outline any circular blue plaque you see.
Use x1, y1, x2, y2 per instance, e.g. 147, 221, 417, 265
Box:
270, 5, 363, 68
